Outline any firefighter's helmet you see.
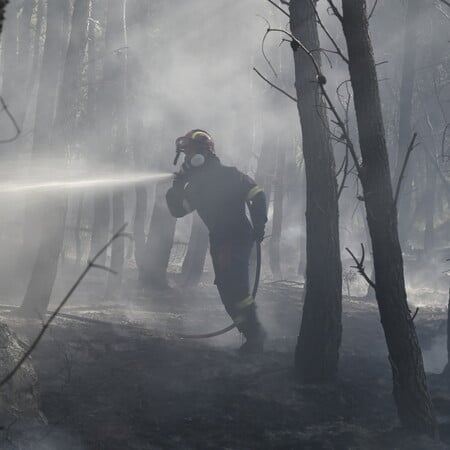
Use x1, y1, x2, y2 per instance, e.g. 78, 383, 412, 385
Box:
176, 129, 215, 156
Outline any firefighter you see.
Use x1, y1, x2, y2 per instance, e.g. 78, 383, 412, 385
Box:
166, 129, 267, 353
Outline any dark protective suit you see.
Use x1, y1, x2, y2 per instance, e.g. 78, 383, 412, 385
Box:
166, 156, 267, 343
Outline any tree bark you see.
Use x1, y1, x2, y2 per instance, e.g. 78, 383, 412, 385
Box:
290, 0, 343, 383
341, 0, 437, 436
181, 213, 209, 287
269, 141, 285, 280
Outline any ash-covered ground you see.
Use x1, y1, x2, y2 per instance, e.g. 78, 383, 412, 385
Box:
0, 260, 449, 450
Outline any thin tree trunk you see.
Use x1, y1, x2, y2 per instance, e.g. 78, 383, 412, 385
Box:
290, 0, 342, 383
141, 177, 177, 289
14, 0, 35, 127
341, 0, 436, 435
395, 0, 422, 244
105, 0, 127, 298
269, 141, 285, 280
181, 213, 209, 287
74, 193, 84, 267
87, 0, 110, 266
22, 0, 44, 125
132, 122, 148, 272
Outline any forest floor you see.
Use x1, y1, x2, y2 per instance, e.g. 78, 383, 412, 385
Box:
0, 266, 450, 449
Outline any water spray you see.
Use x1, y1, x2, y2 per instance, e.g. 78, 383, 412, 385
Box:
0, 171, 173, 195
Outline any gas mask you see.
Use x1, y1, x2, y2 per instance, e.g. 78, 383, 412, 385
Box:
174, 136, 207, 170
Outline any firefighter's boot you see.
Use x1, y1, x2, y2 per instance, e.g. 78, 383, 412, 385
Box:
237, 306, 266, 354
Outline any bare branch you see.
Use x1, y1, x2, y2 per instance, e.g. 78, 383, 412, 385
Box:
346, 244, 376, 289
267, 0, 290, 18
394, 133, 418, 206
253, 67, 297, 102
410, 307, 419, 321
326, 0, 343, 22
368, 0, 380, 20
261, 26, 279, 78
309, 0, 349, 64
0, 96, 21, 144
0, 224, 128, 388
439, 0, 450, 8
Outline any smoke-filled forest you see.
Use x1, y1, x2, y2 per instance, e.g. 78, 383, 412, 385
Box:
0, 0, 449, 448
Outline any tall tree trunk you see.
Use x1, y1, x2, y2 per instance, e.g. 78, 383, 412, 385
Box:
105, 0, 127, 298
290, 0, 342, 383
87, 0, 110, 266
141, 175, 177, 290
341, 0, 436, 435
22, 0, 44, 125
21, 0, 90, 317
132, 121, 148, 272
181, 213, 209, 287
395, 0, 422, 244
14, 0, 35, 127
269, 141, 285, 280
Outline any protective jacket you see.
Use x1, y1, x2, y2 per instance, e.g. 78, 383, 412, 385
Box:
166, 157, 267, 243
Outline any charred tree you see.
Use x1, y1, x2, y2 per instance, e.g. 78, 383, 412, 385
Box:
104, 0, 128, 298
140, 174, 177, 290
290, 0, 342, 383
269, 142, 285, 280
22, 0, 90, 317
87, 0, 110, 266
341, 0, 437, 435
181, 213, 209, 287
131, 121, 148, 272
395, 0, 422, 244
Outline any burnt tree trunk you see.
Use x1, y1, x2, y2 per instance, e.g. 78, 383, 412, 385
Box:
87, 0, 110, 266
395, 0, 422, 244
342, 0, 437, 435
141, 176, 177, 290
290, 0, 342, 383
105, 0, 127, 299
269, 141, 285, 280
181, 213, 209, 287
132, 121, 148, 272
22, 0, 90, 317
14, 0, 35, 127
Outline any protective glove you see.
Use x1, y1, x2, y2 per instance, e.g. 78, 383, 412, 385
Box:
253, 225, 265, 244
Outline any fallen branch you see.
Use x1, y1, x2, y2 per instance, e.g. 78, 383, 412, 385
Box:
0, 223, 128, 388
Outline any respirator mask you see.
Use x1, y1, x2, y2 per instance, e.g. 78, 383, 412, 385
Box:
174, 136, 207, 170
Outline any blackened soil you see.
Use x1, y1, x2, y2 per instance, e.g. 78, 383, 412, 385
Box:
0, 279, 449, 449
